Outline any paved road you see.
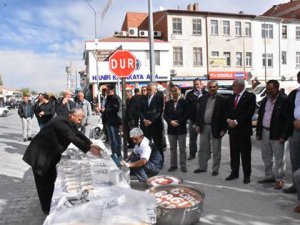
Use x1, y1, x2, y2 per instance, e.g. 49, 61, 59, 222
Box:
0, 109, 300, 225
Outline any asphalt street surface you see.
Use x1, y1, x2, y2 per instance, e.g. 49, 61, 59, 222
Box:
0, 109, 300, 225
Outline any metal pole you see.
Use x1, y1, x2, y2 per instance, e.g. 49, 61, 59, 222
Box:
93, 50, 100, 104
121, 78, 128, 159
84, 0, 97, 38
148, 0, 155, 82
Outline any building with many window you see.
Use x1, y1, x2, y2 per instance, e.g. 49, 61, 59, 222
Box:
83, 1, 300, 98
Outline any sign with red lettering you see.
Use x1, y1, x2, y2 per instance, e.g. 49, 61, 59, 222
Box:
209, 71, 248, 80
109, 50, 137, 78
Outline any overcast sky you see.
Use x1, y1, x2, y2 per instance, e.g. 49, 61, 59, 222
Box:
0, 0, 284, 93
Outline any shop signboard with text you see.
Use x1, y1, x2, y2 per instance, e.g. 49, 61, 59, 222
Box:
209, 71, 248, 80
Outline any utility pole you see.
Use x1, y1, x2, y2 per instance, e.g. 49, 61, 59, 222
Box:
148, 0, 155, 82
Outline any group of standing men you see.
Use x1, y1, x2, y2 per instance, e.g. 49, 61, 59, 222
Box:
18, 90, 92, 141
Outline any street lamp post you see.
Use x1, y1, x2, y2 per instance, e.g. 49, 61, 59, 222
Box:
148, 0, 155, 82
83, 0, 97, 38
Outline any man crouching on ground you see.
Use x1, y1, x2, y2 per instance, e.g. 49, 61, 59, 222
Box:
23, 108, 102, 214
121, 127, 163, 182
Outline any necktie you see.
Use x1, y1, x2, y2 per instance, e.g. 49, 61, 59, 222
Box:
234, 94, 239, 109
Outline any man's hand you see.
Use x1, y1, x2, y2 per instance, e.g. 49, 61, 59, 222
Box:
120, 160, 130, 168
89, 144, 102, 156
143, 119, 152, 127
293, 120, 300, 130
170, 120, 179, 127
227, 119, 237, 128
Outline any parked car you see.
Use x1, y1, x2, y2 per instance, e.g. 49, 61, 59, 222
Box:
0, 106, 9, 117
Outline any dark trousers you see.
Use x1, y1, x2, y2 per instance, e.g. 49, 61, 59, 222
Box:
33, 167, 57, 213
229, 134, 252, 178
142, 127, 164, 162
130, 154, 159, 182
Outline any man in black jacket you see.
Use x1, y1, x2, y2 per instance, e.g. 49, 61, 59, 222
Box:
225, 79, 256, 184
55, 90, 76, 115
194, 81, 227, 176
185, 78, 207, 160
18, 94, 34, 141
163, 85, 189, 172
256, 80, 289, 189
103, 84, 122, 158
283, 71, 300, 193
23, 108, 101, 214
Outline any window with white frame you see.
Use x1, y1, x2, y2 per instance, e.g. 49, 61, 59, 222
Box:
262, 54, 273, 67
223, 21, 230, 36
173, 47, 183, 66
245, 52, 252, 67
296, 52, 300, 68
172, 18, 182, 34
236, 52, 242, 66
193, 18, 202, 35
146, 51, 160, 66
211, 51, 219, 57
296, 26, 300, 40
245, 22, 251, 37
262, 23, 273, 39
282, 25, 287, 39
193, 47, 203, 66
282, 51, 287, 64
235, 21, 242, 36
211, 20, 218, 35
223, 52, 231, 66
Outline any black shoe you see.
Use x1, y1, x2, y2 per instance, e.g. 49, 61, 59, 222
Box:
194, 169, 206, 173
181, 167, 187, 173
243, 177, 250, 184
257, 178, 275, 184
187, 155, 195, 160
27, 137, 33, 141
212, 171, 219, 176
23, 138, 27, 142
283, 186, 297, 194
167, 166, 178, 172
225, 174, 239, 181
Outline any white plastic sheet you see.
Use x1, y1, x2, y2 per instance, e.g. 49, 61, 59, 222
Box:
44, 186, 156, 225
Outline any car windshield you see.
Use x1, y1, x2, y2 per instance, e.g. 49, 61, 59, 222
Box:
252, 86, 265, 94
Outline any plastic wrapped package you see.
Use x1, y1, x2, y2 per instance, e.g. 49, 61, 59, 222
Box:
44, 186, 157, 225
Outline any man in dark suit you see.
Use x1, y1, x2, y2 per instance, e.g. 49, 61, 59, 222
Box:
163, 85, 189, 172
140, 82, 164, 162
225, 79, 256, 184
23, 108, 101, 214
194, 81, 227, 176
283, 71, 300, 193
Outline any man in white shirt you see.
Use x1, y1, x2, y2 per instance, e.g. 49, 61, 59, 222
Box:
121, 127, 163, 182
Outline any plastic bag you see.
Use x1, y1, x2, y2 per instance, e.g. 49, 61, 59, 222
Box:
44, 186, 156, 225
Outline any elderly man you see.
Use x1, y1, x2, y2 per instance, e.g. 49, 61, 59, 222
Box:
140, 82, 164, 161
256, 80, 289, 189
194, 81, 227, 176
23, 108, 102, 214
75, 91, 92, 136
55, 90, 76, 115
121, 128, 163, 182
225, 79, 256, 184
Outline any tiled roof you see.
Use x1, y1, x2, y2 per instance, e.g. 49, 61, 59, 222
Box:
262, 1, 300, 18
121, 12, 148, 31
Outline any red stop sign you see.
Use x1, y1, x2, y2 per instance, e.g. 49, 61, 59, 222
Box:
109, 50, 136, 78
